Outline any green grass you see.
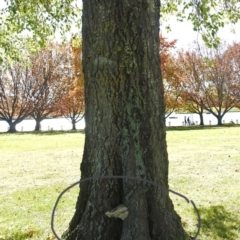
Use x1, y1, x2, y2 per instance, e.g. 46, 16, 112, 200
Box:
167, 126, 240, 239
0, 127, 240, 239
0, 132, 84, 240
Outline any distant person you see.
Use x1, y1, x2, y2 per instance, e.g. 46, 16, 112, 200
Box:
184, 116, 187, 126
230, 120, 235, 124
187, 117, 190, 126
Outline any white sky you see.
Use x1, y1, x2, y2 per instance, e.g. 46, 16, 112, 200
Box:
161, 17, 240, 49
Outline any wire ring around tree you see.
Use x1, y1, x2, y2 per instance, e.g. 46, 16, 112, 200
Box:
51, 175, 201, 240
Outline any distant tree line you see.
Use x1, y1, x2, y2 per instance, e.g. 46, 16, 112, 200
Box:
0, 42, 85, 132
161, 38, 240, 125
1, 38, 240, 132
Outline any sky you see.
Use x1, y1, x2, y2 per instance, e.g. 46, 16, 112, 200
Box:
161, 16, 240, 49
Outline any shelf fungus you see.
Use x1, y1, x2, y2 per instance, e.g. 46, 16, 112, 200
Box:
105, 204, 129, 220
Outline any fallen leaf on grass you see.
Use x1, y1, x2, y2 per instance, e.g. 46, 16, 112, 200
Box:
28, 230, 35, 238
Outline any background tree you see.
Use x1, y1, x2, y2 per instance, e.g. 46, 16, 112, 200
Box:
0, 63, 32, 132
29, 44, 72, 131
60, 41, 85, 131
201, 43, 240, 125
224, 42, 240, 108
61, 84, 85, 130
177, 50, 207, 125
159, 35, 183, 118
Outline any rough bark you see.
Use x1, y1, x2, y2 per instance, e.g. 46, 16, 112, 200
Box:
66, 1, 187, 239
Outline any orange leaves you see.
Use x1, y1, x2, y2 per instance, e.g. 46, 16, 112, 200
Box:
71, 40, 84, 88
55, 40, 85, 126
159, 35, 183, 115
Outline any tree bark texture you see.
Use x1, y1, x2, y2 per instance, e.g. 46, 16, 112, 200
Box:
66, 1, 187, 239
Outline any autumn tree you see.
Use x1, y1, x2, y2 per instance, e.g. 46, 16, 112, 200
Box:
200, 43, 240, 125
177, 50, 207, 125
61, 84, 85, 130
224, 42, 240, 109
159, 35, 183, 117
60, 41, 85, 131
28, 44, 72, 131
0, 63, 32, 132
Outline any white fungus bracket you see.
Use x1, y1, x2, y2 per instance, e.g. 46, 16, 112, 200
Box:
105, 204, 129, 220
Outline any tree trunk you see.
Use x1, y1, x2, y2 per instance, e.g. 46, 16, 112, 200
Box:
199, 113, 204, 125
217, 115, 222, 125
34, 118, 42, 131
66, 1, 187, 239
71, 119, 77, 131
7, 121, 17, 133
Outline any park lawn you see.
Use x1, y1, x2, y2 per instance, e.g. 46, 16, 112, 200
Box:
0, 127, 239, 240
0, 132, 84, 240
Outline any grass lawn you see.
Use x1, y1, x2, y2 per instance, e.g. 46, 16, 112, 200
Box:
0, 127, 239, 240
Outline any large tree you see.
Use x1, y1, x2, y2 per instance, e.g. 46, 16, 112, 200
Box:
65, 1, 187, 239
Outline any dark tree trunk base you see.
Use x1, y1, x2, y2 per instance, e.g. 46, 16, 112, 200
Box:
34, 119, 42, 131
7, 123, 17, 133
199, 114, 204, 125
71, 121, 76, 131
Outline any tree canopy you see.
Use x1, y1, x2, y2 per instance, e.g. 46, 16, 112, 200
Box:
161, 0, 240, 47
0, 0, 81, 63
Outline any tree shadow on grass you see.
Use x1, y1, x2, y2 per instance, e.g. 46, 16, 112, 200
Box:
199, 205, 240, 240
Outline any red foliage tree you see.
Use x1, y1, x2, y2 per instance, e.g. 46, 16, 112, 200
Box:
178, 42, 240, 125
159, 35, 183, 118
202, 43, 240, 125
59, 41, 85, 130
223, 42, 240, 109
29, 44, 72, 131
0, 63, 32, 132
177, 50, 207, 125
